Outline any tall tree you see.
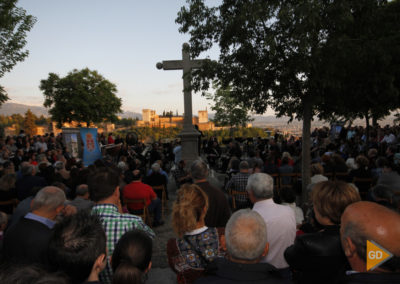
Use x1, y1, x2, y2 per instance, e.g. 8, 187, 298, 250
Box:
318, 0, 400, 138
40, 68, 122, 127
206, 86, 253, 128
23, 109, 37, 136
0, 0, 36, 105
176, 0, 398, 202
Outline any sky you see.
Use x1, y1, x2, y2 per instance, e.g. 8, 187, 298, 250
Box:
1, 0, 225, 116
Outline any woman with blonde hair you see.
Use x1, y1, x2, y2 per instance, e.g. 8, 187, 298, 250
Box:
285, 181, 361, 284
167, 184, 224, 284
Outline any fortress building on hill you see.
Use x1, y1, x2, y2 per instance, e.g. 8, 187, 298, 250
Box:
137, 109, 215, 131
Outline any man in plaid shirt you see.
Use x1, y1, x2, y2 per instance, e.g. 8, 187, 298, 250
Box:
89, 168, 155, 284
225, 161, 252, 209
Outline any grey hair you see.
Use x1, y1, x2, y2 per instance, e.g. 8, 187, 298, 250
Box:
117, 161, 127, 171
190, 159, 208, 180
21, 164, 34, 176
341, 220, 367, 261
225, 209, 268, 261
54, 161, 64, 171
239, 161, 249, 170
151, 163, 161, 172
75, 184, 89, 196
31, 186, 66, 211
37, 154, 47, 163
246, 173, 274, 199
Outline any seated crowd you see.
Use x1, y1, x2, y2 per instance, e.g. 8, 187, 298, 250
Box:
0, 126, 399, 283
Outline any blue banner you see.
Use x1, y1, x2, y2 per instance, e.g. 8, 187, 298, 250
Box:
80, 128, 102, 167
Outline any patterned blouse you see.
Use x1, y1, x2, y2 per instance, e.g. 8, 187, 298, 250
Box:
167, 227, 225, 284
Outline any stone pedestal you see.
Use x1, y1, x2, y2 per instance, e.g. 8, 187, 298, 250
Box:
179, 128, 200, 166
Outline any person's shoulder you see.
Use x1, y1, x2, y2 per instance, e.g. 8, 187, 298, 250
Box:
275, 202, 295, 214
295, 227, 341, 251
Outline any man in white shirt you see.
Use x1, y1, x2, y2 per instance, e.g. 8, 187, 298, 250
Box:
34, 136, 48, 152
173, 141, 182, 164
381, 130, 396, 144
246, 173, 296, 270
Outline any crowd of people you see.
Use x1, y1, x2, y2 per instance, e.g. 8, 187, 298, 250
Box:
0, 124, 398, 283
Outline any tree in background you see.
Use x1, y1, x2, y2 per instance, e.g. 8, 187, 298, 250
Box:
116, 117, 138, 127
0, 0, 36, 105
40, 68, 122, 128
206, 86, 253, 128
318, 0, 400, 141
23, 109, 37, 136
176, 0, 399, 202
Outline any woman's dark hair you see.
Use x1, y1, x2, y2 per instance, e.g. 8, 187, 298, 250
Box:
280, 186, 296, 203
111, 230, 153, 284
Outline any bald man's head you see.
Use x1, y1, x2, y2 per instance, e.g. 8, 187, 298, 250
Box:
341, 201, 400, 272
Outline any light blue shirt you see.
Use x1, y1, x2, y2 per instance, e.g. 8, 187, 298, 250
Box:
24, 212, 55, 229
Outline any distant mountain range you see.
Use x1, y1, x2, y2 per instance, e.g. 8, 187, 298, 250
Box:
0, 102, 395, 127
0, 102, 143, 119
0, 102, 49, 116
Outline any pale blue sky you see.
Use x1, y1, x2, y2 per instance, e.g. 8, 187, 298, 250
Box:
1, 0, 222, 115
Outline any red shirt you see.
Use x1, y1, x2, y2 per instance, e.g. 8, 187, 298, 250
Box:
123, 181, 156, 210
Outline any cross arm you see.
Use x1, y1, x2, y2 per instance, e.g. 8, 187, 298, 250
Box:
156, 59, 205, 71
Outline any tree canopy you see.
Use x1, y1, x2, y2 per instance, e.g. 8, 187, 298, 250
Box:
176, 0, 399, 200
40, 68, 122, 127
318, 0, 400, 126
23, 109, 37, 136
206, 86, 253, 128
0, 0, 36, 105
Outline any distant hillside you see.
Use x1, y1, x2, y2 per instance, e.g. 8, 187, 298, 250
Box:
0, 102, 143, 119
0, 103, 49, 116
119, 111, 142, 119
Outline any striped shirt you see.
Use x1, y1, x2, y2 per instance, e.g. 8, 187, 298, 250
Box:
92, 204, 155, 284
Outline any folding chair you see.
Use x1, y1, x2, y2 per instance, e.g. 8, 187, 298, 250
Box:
124, 198, 152, 227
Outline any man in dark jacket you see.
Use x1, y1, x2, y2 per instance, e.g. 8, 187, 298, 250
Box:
3, 186, 66, 266
190, 159, 231, 228
195, 209, 291, 283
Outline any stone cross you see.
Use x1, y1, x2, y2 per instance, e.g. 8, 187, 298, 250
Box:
156, 43, 206, 164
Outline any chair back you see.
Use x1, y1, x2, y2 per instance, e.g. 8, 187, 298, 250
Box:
123, 198, 150, 225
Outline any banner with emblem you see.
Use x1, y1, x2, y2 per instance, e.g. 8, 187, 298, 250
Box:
79, 128, 102, 166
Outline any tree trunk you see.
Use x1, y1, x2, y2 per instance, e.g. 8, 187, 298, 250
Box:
372, 114, 378, 127
365, 112, 370, 147
301, 98, 312, 206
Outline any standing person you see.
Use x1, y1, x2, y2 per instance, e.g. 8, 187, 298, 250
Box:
108, 133, 115, 144
173, 140, 182, 165
247, 173, 296, 273
190, 160, 231, 228
167, 184, 225, 284
284, 181, 361, 284
88, 168, 155, 284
